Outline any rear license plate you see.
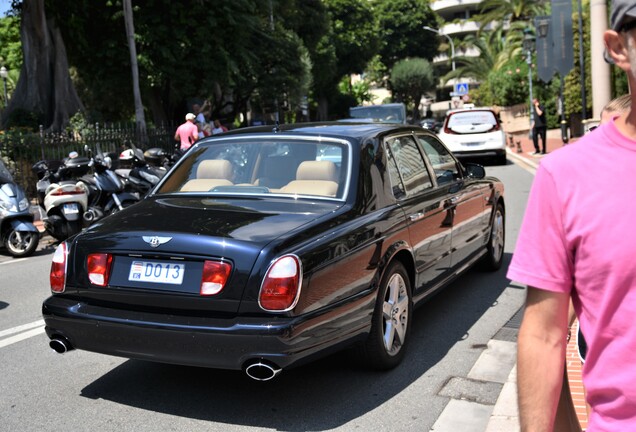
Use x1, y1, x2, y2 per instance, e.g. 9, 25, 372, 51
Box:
63, 203, 79, 214
128, 260, 185, 285
462, 142, 484, 147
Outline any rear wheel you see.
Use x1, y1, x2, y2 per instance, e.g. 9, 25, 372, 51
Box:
480, 202, 505, 271
5, 230, 39, 257
360, 261, 412, 370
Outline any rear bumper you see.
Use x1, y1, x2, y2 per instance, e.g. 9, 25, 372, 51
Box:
42, 293, 373, 371
453, 148, 506, 159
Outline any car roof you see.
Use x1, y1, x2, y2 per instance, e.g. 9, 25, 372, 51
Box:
445, 107, 496, 115
206, 121, 432, 143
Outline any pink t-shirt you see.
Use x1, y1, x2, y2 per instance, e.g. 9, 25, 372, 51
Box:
175, 121, 198, 150
508, 120, 636, 430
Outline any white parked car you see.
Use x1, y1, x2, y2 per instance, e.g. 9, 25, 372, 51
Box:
437, 108, 507, 165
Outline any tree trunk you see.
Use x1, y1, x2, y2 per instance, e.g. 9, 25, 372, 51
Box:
123, 0, 147, 146
3, 0, 83, 131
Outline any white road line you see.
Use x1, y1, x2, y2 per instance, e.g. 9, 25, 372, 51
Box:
0, 258, 28, 265
0, 319, 45, 339
0, 326, 45, 349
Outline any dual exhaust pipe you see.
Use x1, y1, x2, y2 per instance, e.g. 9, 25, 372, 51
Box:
49, 337, 282, 381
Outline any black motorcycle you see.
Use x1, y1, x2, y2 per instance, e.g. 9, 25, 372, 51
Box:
116, 142, 167, 197
80, 144, 140, 225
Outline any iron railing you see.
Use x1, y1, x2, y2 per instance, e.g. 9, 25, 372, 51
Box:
0, 122, 176, 199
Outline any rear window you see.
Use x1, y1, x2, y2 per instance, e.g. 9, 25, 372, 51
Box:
445, 110, 499, 134
155, 137, 350, 200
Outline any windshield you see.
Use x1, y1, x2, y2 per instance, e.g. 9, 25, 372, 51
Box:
445, 110, 499, 134
349, 105, 405, 124
0, 159, 14, 184
156, 137, 350, 200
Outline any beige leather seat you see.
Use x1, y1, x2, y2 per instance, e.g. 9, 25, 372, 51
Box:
280, 160, 338, 197
180, 159, 234, 192
254, 156, 298, 188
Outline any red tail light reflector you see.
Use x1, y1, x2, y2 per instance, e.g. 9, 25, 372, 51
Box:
50, 186, 86, 196
50, 242, 68, 293
87, 253, 113, 287
200, 260, 232, 296
259, 255, 302, 311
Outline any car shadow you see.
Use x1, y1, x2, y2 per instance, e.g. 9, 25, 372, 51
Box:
79, 253, 517, 430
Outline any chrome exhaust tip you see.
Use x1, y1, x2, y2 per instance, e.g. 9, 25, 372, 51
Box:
49, 337, 73, 354
244, 361, 282, 381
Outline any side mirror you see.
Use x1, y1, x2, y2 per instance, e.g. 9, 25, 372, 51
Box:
464, 163, 485, 179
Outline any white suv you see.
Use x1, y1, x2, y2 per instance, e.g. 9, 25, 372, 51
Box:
437, 107, 507, 165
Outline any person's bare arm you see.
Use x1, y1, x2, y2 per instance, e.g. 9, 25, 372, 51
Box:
517, 287, 569, 432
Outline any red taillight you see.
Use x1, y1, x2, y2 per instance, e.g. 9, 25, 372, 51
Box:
259, 255, 301, 311
87, 253, 113, 287
443, 124, 456, 134
50, 186, 85, 196
50, 242, 68, 293
200, 260, 232, 296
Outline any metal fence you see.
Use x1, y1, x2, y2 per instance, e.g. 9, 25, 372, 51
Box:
0, 122, 176, 199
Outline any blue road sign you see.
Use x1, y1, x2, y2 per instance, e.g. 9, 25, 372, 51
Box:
454, 83, 469, 96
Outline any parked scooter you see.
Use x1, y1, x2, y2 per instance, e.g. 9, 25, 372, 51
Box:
116, 142, 166, 196
81, 144, 140, 224
0, 159, 40, 257
31, 155, 90, 242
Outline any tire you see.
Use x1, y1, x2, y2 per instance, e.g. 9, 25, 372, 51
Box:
4, 230, 39, 257
480, 201, 505, 271
360, 261, 412, 370
496, 153, 507, 165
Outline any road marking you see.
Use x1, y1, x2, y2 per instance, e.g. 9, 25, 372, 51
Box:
0, 319, 45, 338
0, 320, 46, 348
0, 258, 28, 265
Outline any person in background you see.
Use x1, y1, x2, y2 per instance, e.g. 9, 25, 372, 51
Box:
600, 93, 631, 124
531, 98, 547, 155
174, 113, 198, 151
212, 119, 228, 135
510, 1, 636, 430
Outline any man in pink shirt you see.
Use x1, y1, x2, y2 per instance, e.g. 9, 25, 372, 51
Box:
508, 2, 636, 430
174, 113, 199, 151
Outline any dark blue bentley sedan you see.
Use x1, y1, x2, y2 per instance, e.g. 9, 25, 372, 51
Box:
42, 122, 505, 381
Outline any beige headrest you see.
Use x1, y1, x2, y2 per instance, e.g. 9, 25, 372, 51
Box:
196, 159, 233, 180
296, 161, 337, 182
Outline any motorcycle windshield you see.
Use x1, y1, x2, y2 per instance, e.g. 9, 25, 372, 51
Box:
0, 159, 14, 184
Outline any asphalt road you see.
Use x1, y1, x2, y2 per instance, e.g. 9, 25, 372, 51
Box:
0, 160, 534, 432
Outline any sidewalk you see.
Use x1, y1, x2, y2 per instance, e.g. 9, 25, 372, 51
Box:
505, 128, 575, 170
485, 129, 586, 431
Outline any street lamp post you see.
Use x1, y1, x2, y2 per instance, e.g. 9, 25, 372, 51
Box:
522, 29, 536, 137
423, 26, 455, 71
0, 66, 8, 108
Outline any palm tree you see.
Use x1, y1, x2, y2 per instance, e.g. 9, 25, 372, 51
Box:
475, 0, 549, 32
442, 26, 524, 83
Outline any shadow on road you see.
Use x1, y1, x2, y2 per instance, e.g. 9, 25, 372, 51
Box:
79, 254, 517, 430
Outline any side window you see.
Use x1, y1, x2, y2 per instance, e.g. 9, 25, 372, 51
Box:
384, 136, 433, 196
417, 135, 461, 185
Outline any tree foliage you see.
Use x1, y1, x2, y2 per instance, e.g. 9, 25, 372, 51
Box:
373, 0, 438, 71
390, 58, 435, 120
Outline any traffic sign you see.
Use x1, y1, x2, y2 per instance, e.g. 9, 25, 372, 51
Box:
454, 83, 469, 96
